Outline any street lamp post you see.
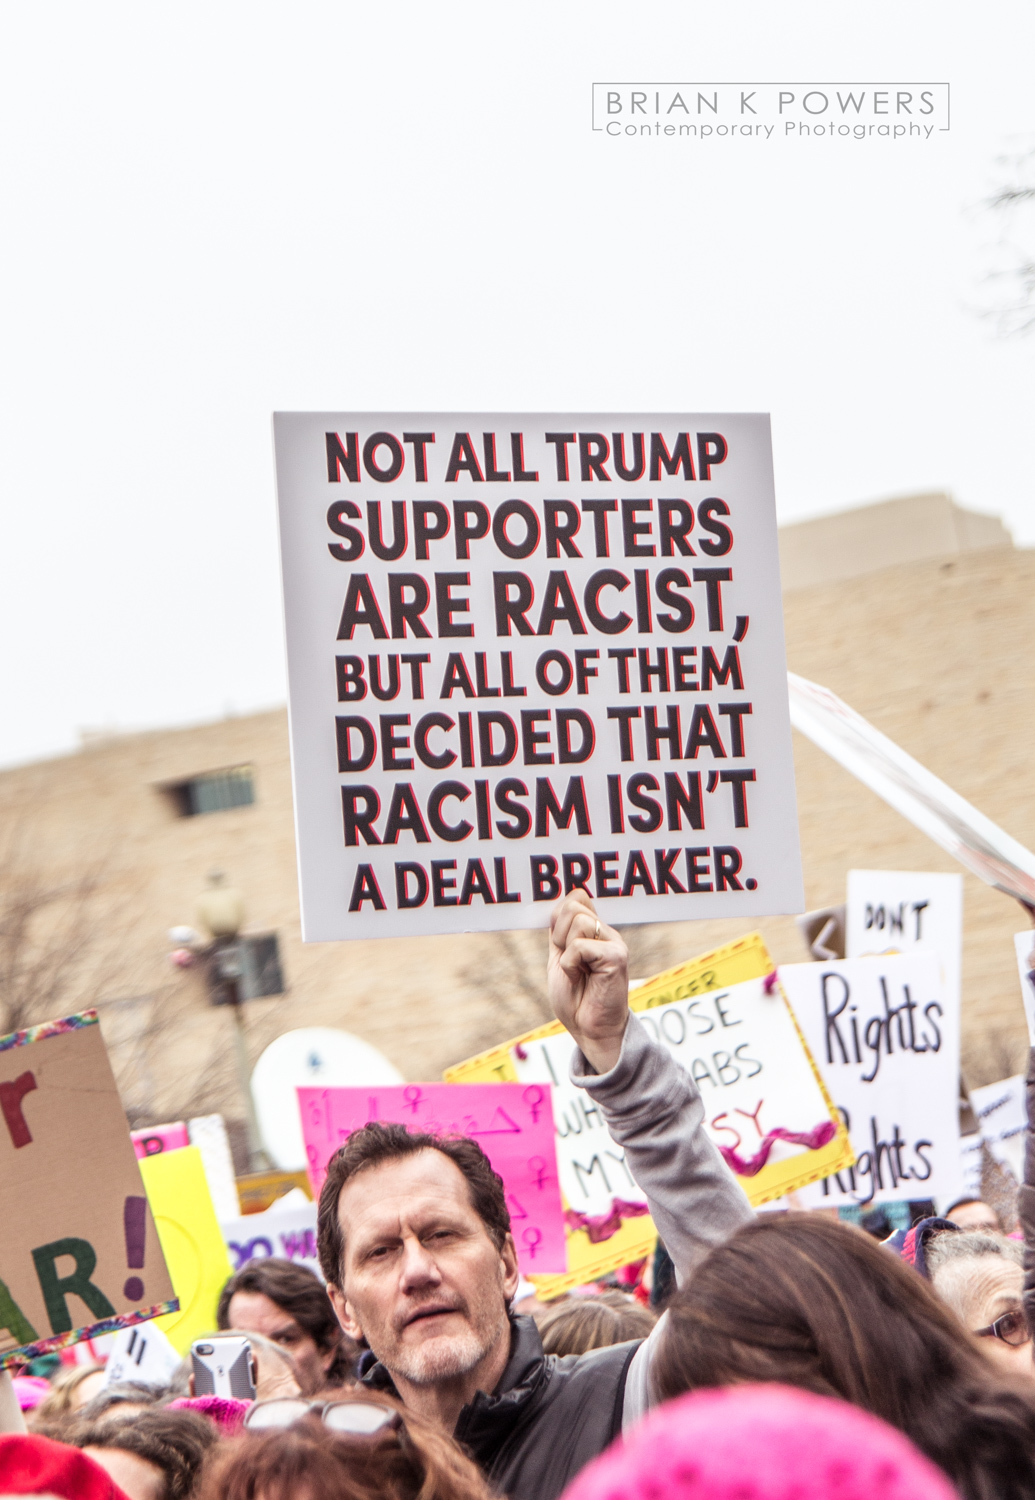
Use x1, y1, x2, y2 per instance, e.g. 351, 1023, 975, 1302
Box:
195, 871, 270, 1174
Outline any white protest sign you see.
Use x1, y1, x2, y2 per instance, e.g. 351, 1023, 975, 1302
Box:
846, 869, 963, 1014
969, 1074, 1026, 1187
958, 1131, 983, 1204
187, 1115, 240, 1221
103, 1320, 182, 1388
1015, 932, 1035, 1045
274, 413, 802, 938
221, 1196, 322, 1282
779, 953, 960, 1207
507, 970, 846, 1221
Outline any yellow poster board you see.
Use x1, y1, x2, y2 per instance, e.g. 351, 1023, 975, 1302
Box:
138, 1146, 234, 1353
446, 933, 852, 1297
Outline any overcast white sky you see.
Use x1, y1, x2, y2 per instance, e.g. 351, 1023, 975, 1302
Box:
0, 2, 1032, 768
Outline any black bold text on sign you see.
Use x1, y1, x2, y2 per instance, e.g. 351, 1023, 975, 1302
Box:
273, 413, 802, 939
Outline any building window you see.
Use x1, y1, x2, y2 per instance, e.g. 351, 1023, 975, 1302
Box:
166, 766, 255, 817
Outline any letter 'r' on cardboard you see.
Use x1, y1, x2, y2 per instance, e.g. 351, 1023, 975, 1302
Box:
0, 1011, 177, 1368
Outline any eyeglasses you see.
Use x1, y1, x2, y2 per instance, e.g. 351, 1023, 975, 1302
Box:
974, 1309, 1031, 1348
244, 1397, 404, 1437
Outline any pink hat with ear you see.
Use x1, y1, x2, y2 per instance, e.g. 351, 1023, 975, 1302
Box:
559, 1385, 958, 1500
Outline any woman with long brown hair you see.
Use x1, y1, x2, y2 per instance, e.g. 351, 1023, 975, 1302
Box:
653, 1213, 1035, 1500
198, 1391, 492, 1500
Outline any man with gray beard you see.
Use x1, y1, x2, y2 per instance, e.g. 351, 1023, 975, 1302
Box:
317, 890, 754, 1500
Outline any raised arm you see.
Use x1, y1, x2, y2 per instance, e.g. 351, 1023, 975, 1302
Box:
548, 890, 754, 1283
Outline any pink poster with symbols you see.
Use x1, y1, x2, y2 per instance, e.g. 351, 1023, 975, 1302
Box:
298, 1083, 566, 1274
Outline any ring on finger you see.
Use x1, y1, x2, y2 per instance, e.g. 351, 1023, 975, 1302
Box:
594, 920, 601, 940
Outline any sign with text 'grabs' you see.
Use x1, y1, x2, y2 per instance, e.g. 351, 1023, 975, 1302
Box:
0, 1012, 177, 1368
447, 933, 851, 1296
274, 413, 802, 938
299, 1083, 566, 1274
779, 953, 960, 1208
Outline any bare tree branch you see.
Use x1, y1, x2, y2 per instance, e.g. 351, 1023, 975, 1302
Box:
977, 144, 1035, 338
0, 825, 275, 1135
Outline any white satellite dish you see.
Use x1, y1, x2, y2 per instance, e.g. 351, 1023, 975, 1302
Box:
251, 1027, 404, 1171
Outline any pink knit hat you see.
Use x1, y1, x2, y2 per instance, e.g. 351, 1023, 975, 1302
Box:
166, 1394, 249, 1432
559, 1385, 959, 1500
11, 1375, 51, 1411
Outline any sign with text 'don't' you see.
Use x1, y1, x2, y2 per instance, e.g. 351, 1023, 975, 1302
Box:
274, 413, 802, 938
846, 869, 963, 1017
0, 1012, 177, 1368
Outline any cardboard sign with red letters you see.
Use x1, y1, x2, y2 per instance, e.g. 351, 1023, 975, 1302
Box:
0, 1012, 177, 1367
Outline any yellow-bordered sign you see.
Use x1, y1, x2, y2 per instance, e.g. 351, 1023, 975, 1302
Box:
445, 933, 852, 1298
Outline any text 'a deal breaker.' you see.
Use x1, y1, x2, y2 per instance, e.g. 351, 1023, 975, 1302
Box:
273, 414, 803, 940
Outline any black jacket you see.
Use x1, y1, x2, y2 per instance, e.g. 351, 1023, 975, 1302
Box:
362, 1315, 641, 1500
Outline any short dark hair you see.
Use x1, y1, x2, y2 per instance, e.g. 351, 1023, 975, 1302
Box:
74, 1408, 216, 1500
217, 1257, 355, 1385
317, 1122, 510, 1286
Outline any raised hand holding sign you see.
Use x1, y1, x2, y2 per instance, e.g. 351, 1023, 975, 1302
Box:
547, 890, 630, 1074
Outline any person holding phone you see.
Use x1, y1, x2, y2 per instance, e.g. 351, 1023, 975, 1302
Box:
216, 1259, 357, 1393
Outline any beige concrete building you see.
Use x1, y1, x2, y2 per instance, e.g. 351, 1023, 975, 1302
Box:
1, 493, 1030, 1163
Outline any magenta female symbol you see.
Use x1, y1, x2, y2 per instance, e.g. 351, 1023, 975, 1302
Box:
527, 1155, 549, 1190
522, 1085, 544, 1123
123, 1196, 146, 1302
522, 1226, 542, 1259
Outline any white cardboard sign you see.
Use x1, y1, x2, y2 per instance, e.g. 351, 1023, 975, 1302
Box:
103, 1319, 182, 1388
274, 412, 802, 939
779, 953, 960, 1207
846, 869, 962, 1016
221, 1198, 322, 1283
508, 972, 839, 1219
968, 1074, 1026, 1187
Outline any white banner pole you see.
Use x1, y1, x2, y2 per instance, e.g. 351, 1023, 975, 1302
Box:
787, 671, 1035, 920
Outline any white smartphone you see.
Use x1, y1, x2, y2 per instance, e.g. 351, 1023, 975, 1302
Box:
191, 1336, 257, 1400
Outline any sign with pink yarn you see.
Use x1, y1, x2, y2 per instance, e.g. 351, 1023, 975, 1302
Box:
298, 1082, 566, 1273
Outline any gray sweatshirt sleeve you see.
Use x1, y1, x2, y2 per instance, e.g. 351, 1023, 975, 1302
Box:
569, 1011, 755, 1428
570, 1011, 754, 1280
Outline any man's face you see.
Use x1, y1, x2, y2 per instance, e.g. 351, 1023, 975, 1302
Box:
227, 1289, 330, 1394
328, 1149, 518, 1388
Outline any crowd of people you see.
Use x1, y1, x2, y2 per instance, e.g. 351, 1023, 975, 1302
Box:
3, 892, 1034, 1500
